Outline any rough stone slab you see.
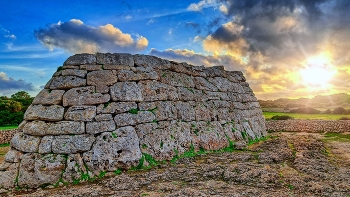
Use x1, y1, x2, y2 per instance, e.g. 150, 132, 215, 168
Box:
52, 135, 95, 154
65, 106, 96, 121
194, 77, 218, 91
160, 70, 195, 88
87, 70, 118, 86
44, 78, 53, 89
195, 104, 212, 122
47, 121, 85, 135
61, 69, 87, 78
138, 80, 179, 101
24, 104, 64, 121
63, 153, 89, 183
176, 102, 195, 121
117, 69, 158, 81
177, 87, 195, 101
133, 54, 171, 69
110, 82, 143, 102
11, 132, 41, 153
207, 77, 234, 92
86, 120, 116, 134
18, 153, 65, 188
96, 53, 134, 67
114, 111, 155, 126
203, 67, 227, 78
83, 126, 142, 173
63, 86, 110, 106
4, 148, 23, 163
138, 102, 157, 111
64, 54, 96, 65
0, 169, 17, 188
49, 76, 86, 89
95, 114, 113, 121
17, 120, 27, 132
39, 136, 54, 154
97, 102, 137, 114
80, 64, 103, 71
62, 65, 80, 69
23, 120, 49, 136
32, 89, 65, 105
153, 101, 177, 121
95, 85, 110, 93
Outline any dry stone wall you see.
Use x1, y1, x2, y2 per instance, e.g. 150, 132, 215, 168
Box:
266, 120, 350, 133
0, 130, 17, 145
0, 53, 266, 190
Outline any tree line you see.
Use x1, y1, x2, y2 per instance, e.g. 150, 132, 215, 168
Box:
0, 91, 33, 126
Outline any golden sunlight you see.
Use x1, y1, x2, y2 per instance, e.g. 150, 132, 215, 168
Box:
300, 53, 336, 86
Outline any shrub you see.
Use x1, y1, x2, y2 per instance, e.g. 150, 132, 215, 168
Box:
332, 107, 347, 114
290, 107, 320, 114
339, 116, 350, 120
271, 115, 293, 120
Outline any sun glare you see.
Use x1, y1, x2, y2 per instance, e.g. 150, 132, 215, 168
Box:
300, 53, 336, 87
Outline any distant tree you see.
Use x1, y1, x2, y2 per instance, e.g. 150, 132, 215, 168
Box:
11, 91, 31, 100
0, 99, 22, 113
290, 107, 320, 114
333, 107, 347, 114
324, 109, 331, 114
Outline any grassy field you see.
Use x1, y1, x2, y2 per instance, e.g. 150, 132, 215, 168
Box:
0, 126, 18, 130
264, 112, 350, 120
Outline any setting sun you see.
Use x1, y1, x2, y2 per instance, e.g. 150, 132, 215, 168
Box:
300, 54, 336, 86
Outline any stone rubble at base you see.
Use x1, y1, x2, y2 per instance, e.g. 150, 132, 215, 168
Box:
0, 53, 266, 190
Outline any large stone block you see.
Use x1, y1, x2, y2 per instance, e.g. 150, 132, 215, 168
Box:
138, 80, 178, 101
87, 70, 118, 86
86, 120, 116, 134
52, 135, 95, 154
96, 53, 134, 67
11, 132, 41, 153
83, 126, 142, 173
110, 82, 143, 101
63, 86, 110, 106
97, 102, 137, 114
49, 76, 86, 89
62, 153, 89, 183
64, 106, 96, 121
18, 153, 65, 188
23, 120, 49, 136
47, 121, 85, 135
160, 70, 195, 87
133, 54, 171, 69
114, 111, 155, 126
24, 104, 64, 121
61, 69, 87, 78
64, 53, 96, 65
117, 67, 158, 81
32, 89, 65, 105
175, 101, 195, 121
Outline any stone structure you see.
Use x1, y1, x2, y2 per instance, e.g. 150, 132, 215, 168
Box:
0, 53, 266, 191
266, 120, 350, 133
0, 129, 17, 145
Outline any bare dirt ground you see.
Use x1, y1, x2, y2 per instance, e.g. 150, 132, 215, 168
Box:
0, 146, 10, 164
3, 132, 350, 197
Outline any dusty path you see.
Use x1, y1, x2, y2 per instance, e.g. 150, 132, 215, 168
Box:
4, 132, 350, 197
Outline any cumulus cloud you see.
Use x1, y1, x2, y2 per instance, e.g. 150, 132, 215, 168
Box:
187, 0, 218, 11
0, 72, 35, 93
35, 19, 149, 54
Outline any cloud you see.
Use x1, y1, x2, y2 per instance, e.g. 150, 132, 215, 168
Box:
0, 72, 35, 93
187, 0, 218, 11
35, 19, 149, 54
1, 27, 16, 39
147, 19, 154, 25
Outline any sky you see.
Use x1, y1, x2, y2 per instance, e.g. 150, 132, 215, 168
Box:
0, 0, 350, 100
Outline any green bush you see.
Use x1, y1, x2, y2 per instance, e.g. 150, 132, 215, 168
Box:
339, 116, 350, 120
271, 115, 293, 120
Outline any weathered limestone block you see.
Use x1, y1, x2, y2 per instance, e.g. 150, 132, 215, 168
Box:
17, 120, 27, 132
95, 114, 113, 121
194, 104, 212, 121
242, 121, 256, 139
117, 69, 158, 81
96, 53, 134, 67
114, 111, 155, 126
64, 54, 96, 65
18, 153, 65, 188
24, 104, 64, 121
176, 101, 195, 121
207, 77, 234, 92
4, 148, 22, 163
49, 76, 86, 89
133, 54, 171, 69
47, 121, 85, 135
0, 162, 19, 188
138, 80, 179, 101
63, 153, 89, 183
203, 67, 227, 78
65, 106, 96, 121
97, 102, 137, 114
152, 101, 177, 121
87, 70, 118, 86
80, 64, 103, 71
32, 89, 65, 105
137, 102, 157, 111
52, 135, 95, 154
39, 136, 54, 154
160, 70, 195, 87
23, 120, 49, 136
196, 121, 228, 150
11, 133, 41, 153
83, 126, 142, 173
63, 86, 110, 106
194, 77, 218, 91
110, 82, 143, 101
61, 69, 87, 78
86, 120, 116, 134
